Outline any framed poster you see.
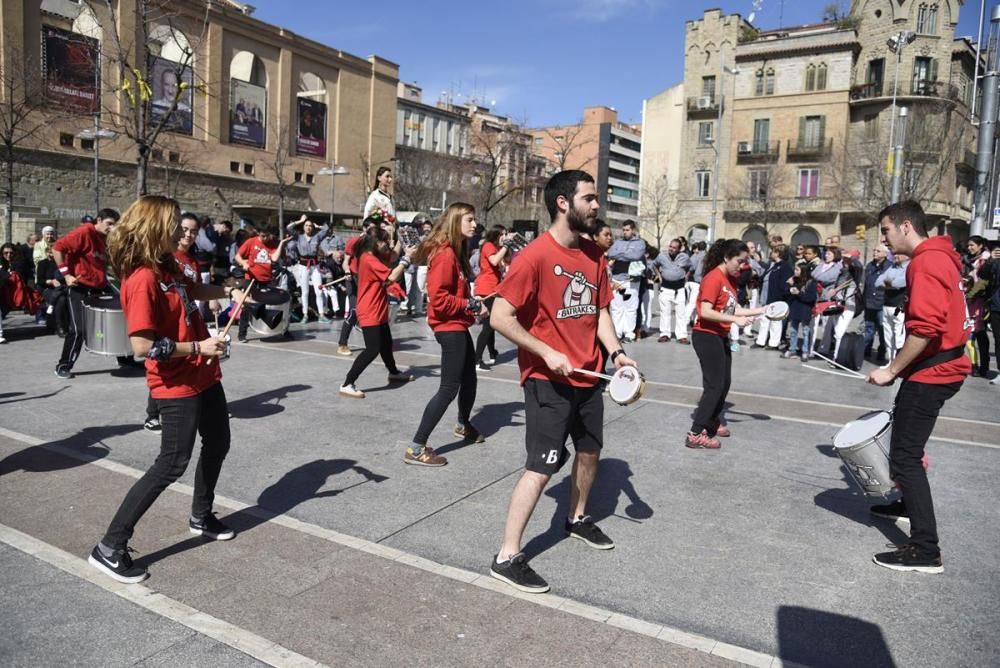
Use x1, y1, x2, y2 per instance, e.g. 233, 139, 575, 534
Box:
296, 97, 327, 157
230, 79, 266, 148
43, 26, 99, 112
149, 55, 193, 135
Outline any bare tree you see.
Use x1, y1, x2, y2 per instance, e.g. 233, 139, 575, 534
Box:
467, 121, 531, 225
640, 172, 679, 248
265, 115, 294, 226
725, 162, 793, 239
0, 48, 48, 242
542, 123, 595, 173
394, 146, 460, 212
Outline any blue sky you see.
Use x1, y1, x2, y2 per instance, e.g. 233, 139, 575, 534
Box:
250, 0, 985, 128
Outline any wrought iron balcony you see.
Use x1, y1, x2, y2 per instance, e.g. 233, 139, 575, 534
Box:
735, 140, 780, 163
686, 95, 719, 116
786, 138, 833, 161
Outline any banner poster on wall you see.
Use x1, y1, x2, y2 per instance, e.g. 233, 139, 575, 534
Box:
149, 55, 194, 135
229, 79, 266, 148
43, 26, 100, 112
296, 97, 327, 157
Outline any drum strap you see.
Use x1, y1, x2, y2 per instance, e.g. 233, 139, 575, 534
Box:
908, 345, 966, 374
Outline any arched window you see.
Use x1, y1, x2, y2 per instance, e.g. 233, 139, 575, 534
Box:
917, 3, 939, 34
817, 63, 828, 91
741, 225, 768, 250
805, 64, 816, 92
765, 68, 775, 95
687, 224, 709, 244
755, 69, 764, 96
229, 51, 268, 148
790, 226, 820, 248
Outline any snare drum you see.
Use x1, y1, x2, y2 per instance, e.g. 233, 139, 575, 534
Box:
833, 410, 894, 497
249, 287, 291, 337
608, 366, 646, 406
83, 294, 133, 357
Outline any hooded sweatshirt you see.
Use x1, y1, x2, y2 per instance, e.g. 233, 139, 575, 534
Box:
902, 235, 972, 384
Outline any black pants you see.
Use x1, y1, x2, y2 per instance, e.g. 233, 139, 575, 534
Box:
338, 279, 357, 346
101, 383, 231, 550
414, 330, 477, 445
990, 311, 1000, 375
863, 308, 887, 358
691, 330, 732, 434
344, 324, 399, 386
474, 297, 497, 363
58, 286, 98, 370
146, 393, 158, 420
974, 328, 991, 375
890, 379, 962, 557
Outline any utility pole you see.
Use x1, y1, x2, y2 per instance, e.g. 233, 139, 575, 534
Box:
889, 107, 909, 203
972, 6, 1000, 236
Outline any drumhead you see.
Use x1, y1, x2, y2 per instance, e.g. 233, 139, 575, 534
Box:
834, 411, 892, 448
765, 301, 789, 320
608, 366, 642, 404
254, 287, 291, 305
84, 293, 122, 310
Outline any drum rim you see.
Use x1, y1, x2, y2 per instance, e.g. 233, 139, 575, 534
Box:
833, 410, 892, 449
608, 367, 644, 405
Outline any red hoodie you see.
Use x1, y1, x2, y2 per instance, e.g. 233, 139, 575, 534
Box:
425, 243, 474, 332
901, 235, 972, 384
53, 223, 108, 289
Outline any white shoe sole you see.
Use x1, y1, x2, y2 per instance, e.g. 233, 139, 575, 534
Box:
871, 555, 943, 574
88, 554, 149, 584
567, 531, 616, 550
339, 388, 365, 399
189, 527, 235, 541
870, 512, 911, 528
489, 567, 550, 593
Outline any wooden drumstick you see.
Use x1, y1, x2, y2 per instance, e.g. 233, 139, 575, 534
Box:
573, 368, 614, 381
321, 275, 351, 288
207, 279, 255, 365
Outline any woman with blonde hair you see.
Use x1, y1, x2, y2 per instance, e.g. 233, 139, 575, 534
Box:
404, 202, 487, 466
88, 195, 243, 585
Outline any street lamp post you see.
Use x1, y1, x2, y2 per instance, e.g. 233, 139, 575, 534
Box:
77, 117, 117, 215
709, 65, 739, 243
886, 31, 916, 203
317, 164, 349, 226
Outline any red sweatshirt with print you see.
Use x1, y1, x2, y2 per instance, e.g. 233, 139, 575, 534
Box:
425, 244, 474, 332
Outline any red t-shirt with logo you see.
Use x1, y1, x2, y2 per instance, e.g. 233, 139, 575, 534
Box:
238, 237, 276, 283
346, 235, 361, 274
475, 241, 503, 297
175, 249, 201, 284
121, 266, 221, 399
53, 223, 108, 289
355, 252, 391, 326
497, 232, 611, 387
693, 266, 738, 337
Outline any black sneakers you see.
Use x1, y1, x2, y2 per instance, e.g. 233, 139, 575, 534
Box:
54, 366, 73, 379
88, 545, 148, 584
453, 424, 486, 443
566, 515, 615, 549
490, 553, 550, 593
870, 499, 910, 526
143, 417, 162, 433
189, 513, 236, 540
873, 544, 943, 574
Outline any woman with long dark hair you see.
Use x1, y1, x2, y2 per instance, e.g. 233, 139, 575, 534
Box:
89, 196, 241, 584
338, 225, 415, 398
686, 239, 765, 450
404, 203, 487, 466
363, 166, 395, 219
473, 224, 509, 369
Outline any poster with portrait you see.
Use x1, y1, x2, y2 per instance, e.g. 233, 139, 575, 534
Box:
296, 98, 327, 157
149, 55, 194, 135
229, 79, 267, 148
43, 26, 99, 112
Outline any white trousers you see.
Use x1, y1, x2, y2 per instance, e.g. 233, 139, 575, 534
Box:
610, 280, 639, 339
658, 286, 688, 339
323, 286, 341, 314
832, 309, 854, 359
290, 263, 324, 315
755, 315, 783, 348
683, 281, 700, 326
641, 284, 654, 330
882, 306, 906, 360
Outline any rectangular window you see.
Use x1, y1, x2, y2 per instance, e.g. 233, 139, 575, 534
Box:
306, 173, 314, 185
805, 66, 816, 92
862, 168, 876, 198
696, 171, 711, 198
904, 167, 920, 195
913, 57, 936, 93
168, 152, 180, 163
816, 64, 827, 91
702, 76, 716, 101
755, 70, 764, 97
866, 59, 885, 96
294, 171, 302, 183
243, 162, 253, 176
801, 116, 824, 148
753, 118, 770, 152
798, 168, 820, 198
749, 169, 770, 199
60, 133, 74, 147
864, 114, 879, 141
698, 121, 714, 145
230, 161, 240, 173
765, 69, 775, 95
80, 138, 94, 151
152, 149, 163, 161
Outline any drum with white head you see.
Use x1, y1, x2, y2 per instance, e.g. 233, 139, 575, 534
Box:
833, 410, 894, 497
608, 366, 646, 406
764, 301, 790, 321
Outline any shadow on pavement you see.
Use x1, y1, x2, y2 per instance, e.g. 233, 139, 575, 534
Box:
470, 401, 524, 438
777, 605, 897, 668
522, 458, 651, 560
0, 423, 142, 476
0, 387, 68, 405
137, 458, 389, 568
227, 384, 311, 419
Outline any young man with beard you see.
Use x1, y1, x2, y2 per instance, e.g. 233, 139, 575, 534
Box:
866, 200, 970, 573
488, 170, 638, 593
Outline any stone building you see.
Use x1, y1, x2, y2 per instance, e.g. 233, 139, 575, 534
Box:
0, 0, 398, 242
638, 83, 684, 247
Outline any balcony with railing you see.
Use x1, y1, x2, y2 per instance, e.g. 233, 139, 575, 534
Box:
849, 82, 883, 102
849, 79, 963, 106
726, 197, 840, 213
686, 95, 719, 117
786, 138, 833, 161
735, 140, 780, 164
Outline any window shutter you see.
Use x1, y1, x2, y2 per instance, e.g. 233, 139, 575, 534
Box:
929, 58, 938, 83
818, 64, 827, 90
798, 117, 806, 146
818, 116, 826, 145
805, 66, 814, 92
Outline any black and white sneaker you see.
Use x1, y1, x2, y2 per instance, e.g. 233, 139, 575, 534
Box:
189, 513, 236, 540
566, 515, 615, 549
143, 417, 162, 433
490, 553, 550, 593
88, 545, 148, 584
873, 543, 943, 574
870, 499, 910, 527
54, 366, 73, 379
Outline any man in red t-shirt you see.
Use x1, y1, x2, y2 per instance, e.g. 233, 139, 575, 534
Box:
488, 170, 638, 594
866, 201, 971, 574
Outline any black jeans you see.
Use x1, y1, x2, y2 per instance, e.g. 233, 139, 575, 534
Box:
691, 330, 732, 434
101, 382, 231, 550
414, 330, 477, 445
338, 279, 357, 346
58, 286, 98, 370
990, 311, 1000, 375
890, 379, 962, 557
344, 323, 399, 386
974, 328, 991, 375
474, 297, 497, 363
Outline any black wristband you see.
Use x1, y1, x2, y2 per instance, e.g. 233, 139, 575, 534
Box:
610, 349, 625, 363
147, 337, 176, 361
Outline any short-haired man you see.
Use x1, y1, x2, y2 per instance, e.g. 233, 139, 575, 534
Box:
652, 238, 691, 343
880, 250, 910, 360
606, 219, 646, 342
866, 200, 970, 573
52, 209, 120, 378
489, 170, 638, 593
862, 244, 890, 363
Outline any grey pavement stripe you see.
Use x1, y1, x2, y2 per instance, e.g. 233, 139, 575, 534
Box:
243, 341, 998, 449
0, 523, 326, 668
0, 426, 781, 667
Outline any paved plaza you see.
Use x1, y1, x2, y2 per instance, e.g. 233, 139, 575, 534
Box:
1, 311, 998, 667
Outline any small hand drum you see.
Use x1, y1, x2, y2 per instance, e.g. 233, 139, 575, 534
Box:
207, 328, 232, 362
398, 225, 421, 249
764, 301, 790, 321
608, 366, 646, 406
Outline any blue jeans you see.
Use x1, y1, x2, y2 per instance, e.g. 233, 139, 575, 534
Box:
863, 308, 886, 357
788, 319, 812, 355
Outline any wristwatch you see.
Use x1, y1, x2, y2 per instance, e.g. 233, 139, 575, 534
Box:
610, 349, 625, 363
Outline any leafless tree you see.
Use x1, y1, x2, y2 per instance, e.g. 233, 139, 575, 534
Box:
725, 161, 793, 239
467, 120, 532, 225
394, 146, 470, 212
640, 172, 679, 248
542, 122, 595, 174
264, 115, 294, 226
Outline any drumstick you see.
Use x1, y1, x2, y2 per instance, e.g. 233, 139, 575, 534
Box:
800, 364, 866, 380
321, 275, 351, 288
808, 351, 867, 379
207, 279, 255, 365
553, 265, 598, 290
572, 368, 614, 381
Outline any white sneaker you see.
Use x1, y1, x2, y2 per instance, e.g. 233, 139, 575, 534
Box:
991, 376, 1000, 385
339, 384, 365, 398
0, 336, 7, 345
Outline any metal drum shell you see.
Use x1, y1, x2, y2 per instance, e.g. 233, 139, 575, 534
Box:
83, 294, 134, 357
248, 287, 291, 337
833, 411, 895, 497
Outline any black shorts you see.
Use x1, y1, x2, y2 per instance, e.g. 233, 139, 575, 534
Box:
524, 379, 604, 475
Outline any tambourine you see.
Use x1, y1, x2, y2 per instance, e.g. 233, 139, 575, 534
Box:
207, 328, 232, 362
501, 233, 530, 254
764, 301, 790, 321
573, 365, 646, 406
398, 225, 421, 249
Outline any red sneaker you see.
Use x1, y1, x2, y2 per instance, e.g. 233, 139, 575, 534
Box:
685, 430, 721, 449
710, 418, 731, 438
